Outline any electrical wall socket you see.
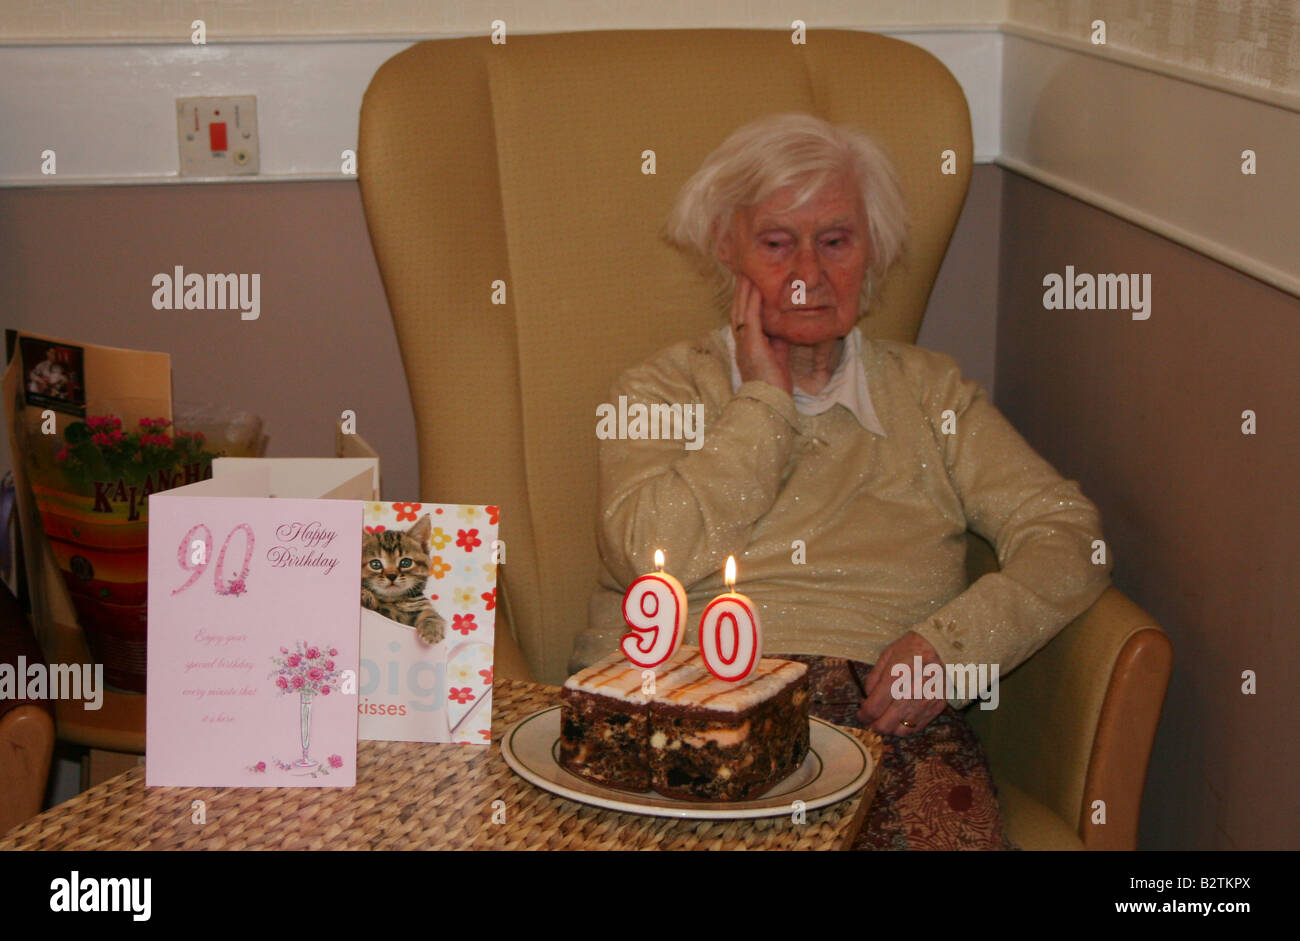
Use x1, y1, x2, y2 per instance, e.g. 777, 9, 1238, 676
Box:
177, 96, 259, 177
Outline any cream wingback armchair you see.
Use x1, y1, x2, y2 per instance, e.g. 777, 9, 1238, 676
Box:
358, 28, 1171, 850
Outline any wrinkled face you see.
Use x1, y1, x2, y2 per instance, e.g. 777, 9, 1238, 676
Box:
716, 172, 871, 346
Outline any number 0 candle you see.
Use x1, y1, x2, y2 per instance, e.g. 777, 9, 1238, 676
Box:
698, 556, 762, 682
620, 549, 687, 669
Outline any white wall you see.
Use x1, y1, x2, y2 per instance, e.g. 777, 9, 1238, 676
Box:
0, 29, 1004, 185
0, 0, 1007, 40
1010, 0, 1300, 97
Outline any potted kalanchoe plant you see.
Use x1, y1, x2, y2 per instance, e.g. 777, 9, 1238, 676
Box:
55, 415, 217, 510
37, 414, 219, 692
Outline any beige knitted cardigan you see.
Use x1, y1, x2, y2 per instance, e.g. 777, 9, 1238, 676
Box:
577, 329, 1112, 706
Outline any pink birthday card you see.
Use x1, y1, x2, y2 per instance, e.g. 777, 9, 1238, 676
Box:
146, 464, 367, 787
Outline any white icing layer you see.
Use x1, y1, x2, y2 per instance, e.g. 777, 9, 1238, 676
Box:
565, 646, 805, 713
562, 645, 696, 705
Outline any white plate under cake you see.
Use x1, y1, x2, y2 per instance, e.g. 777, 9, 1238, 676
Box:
501, 706, 876, 822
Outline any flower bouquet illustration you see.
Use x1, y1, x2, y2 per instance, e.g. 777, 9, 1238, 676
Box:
268, 642, 344, 775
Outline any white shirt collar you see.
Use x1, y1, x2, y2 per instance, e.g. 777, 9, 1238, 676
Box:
718, 325, 887, 437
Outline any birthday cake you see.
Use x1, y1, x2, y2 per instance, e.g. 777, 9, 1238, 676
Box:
559, 646, 809, 801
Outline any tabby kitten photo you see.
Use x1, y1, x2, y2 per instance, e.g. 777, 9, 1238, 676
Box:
360, 513, 447, 645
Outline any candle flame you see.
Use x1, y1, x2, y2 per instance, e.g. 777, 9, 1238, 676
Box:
654, 548, 665, 572
725, 555, 736, 590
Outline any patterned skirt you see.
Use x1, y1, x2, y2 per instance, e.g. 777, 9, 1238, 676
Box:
775, 653, 1017, 851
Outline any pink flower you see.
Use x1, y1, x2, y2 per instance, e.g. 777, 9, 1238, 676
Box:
275, 676, 288, 689
305, 647, 320, 660
329, 648, 338, 656
291, 675, 304, 689
323, 660, 335, 671
286, 654, 301, 667
280, 646, 289, 654
307, 666, 324, 682
256, 761, 266, 772
456, 528, 482, 552
448, 687, 476, 704
92, 432, 113, 447
451, 613, 477, 636
328, 754, 343, 769
320, 685, 330, 695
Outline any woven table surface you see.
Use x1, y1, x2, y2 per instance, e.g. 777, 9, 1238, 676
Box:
0, 679, 882, 850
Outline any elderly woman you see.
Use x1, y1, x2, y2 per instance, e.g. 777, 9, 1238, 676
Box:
573, 113, 1111, 849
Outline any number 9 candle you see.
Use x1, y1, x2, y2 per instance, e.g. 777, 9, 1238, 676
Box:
620, 549, 687, 668
698, 555, 762, 682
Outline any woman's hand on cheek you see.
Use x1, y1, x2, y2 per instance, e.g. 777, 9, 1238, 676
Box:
858, 631, 949, 736
731, 274, 793, 395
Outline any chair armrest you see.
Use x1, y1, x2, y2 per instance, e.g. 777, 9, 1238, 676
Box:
965, 585, 1170, 848
0, 704, 54, 837
1079, 613, 1171, 849
0, 586, 57, 835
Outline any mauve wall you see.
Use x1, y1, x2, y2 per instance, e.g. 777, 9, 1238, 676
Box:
0, 166, 1002, 502
997, 171, 1299, 851
0, 180, 419, 497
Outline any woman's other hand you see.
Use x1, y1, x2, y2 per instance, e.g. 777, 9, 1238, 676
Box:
731, 273, 793, 395
858, 631, 949, 736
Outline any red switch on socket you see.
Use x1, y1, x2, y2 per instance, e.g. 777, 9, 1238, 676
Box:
209, 122, 228, 152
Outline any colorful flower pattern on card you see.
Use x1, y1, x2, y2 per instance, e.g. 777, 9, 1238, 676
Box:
356, 503, 498, 747
393, 502, 421, 522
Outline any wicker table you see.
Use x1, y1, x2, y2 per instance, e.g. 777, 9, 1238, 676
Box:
0, 678, 882, 850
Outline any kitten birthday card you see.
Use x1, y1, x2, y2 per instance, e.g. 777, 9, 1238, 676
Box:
146, 460, 373, 787
358, 501, 498, 745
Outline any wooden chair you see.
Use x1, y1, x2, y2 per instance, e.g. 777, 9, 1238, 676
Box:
0, 587, 55, 836
357, 28, 1171, 849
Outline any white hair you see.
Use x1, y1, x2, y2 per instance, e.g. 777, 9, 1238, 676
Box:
664, 112, 908, 314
